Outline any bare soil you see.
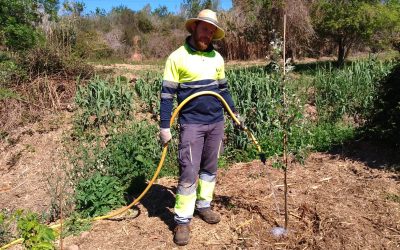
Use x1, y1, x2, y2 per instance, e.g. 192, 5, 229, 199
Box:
1, 112, 399, 249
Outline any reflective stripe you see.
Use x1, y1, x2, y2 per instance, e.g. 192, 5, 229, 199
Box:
161, 93, 174, 99
162, 80, 179, 89
177, 182, 197, 195
217, 139, 222, 158
199, 172, 216, 182
180, 80, 219, 89
189, 143, 193, 164
219, 87, 227, 92
197, 178, 216, 202
175, 193, 196, 218
218, 78, 227, 85
196, 200, 210, 209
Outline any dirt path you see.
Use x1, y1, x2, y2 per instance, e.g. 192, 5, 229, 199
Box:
1, 112, 399, 249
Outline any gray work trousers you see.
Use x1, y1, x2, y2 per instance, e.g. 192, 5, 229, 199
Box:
174, 121, 224, 224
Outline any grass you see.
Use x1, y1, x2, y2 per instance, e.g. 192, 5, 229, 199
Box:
0, 87, 19, 101
386, 193, 400, 203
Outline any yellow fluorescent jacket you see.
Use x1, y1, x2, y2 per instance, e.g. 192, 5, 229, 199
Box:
160, 37, 236, 128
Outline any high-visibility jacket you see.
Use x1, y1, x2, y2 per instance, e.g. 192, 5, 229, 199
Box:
160, 37, 236, 128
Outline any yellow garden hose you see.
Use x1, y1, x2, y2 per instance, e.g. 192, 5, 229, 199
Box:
0, 91, 264, 250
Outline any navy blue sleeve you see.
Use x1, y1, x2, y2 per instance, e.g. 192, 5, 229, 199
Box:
218, 78, 237, 113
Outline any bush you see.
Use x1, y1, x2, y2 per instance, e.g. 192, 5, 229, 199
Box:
17, 212, 55, 250
365, 61, 400, 148
103, 122, 160, 193
0, 59, 28, 86
67, 119, 168, 216
19, 46, 94, 79
75, 173, 125, 217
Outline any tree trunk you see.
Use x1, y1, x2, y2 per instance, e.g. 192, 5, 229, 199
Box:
337, 38, 345, 67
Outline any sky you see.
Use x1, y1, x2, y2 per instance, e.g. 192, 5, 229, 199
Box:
79, 0, 233, 14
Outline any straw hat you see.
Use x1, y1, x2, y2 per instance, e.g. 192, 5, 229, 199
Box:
185, 9, 225, 40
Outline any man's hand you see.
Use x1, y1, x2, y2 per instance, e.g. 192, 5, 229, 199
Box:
233, 113, 245, 130
160, 128, 172, 145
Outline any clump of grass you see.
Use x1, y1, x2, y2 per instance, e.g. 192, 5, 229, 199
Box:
386, 193, 400, 203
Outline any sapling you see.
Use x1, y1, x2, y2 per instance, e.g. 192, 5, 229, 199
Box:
268, 14, 307, 236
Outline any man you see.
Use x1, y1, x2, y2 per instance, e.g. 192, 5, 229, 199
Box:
159, 9, 238, 246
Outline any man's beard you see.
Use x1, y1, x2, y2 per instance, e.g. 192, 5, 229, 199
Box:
195, 35, 210, 51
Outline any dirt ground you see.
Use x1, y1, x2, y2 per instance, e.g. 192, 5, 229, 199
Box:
1, 112, 399, 250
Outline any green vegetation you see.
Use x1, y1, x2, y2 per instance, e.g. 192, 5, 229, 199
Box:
364, 61, 400, 148
17, 212, 55, 250
75, 173, 125, 217
312, 0, 400, 65
66, 57, 394, 219
74, 76, 134, 130
134, 72, 163, 118
0, 211, 14, 245
386, 193, 400, 204
313, 58, 394, 122
0, 210, 55, 249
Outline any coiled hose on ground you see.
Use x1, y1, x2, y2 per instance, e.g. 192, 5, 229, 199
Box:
1, 91, 265, 249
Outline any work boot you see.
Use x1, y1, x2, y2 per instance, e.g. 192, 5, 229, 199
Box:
173, 223, 190, 246
196, 207, 221, 224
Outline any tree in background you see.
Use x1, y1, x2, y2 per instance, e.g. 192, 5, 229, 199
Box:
62, 0, 85, 17
222, 0, 314, 60
0, 0, 58, 51
152, 5, 170, 18
311, 0, 400, 66
181, 0, 221, 18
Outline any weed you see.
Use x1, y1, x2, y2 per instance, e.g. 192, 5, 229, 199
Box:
17, 211, 56, 250
75, 173, 125, 217
7, 151, 23, 168
386, 193, 400, 203
61, 212, 92, 237
0, 87, 19, 100
0, 130, 8, 141
0, 210, 14, 245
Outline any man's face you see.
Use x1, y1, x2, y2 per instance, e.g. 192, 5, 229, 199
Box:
193, 21, 217, 51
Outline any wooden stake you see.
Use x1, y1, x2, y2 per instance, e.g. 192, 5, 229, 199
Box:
282, 14, 289, 230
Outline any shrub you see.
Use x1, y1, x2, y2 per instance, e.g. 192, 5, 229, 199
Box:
19, 46, 94, 79
75, 173, 125, 217
0, 59, 28, 86
365, 61, 400, 148
17, 212, 55, 250
103, 122, 160, 193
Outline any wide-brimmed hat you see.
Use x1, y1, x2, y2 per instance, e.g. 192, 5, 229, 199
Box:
185, 9, 225, 40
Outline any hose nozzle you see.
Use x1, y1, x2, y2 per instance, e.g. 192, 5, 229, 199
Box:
259, 152, 266, 165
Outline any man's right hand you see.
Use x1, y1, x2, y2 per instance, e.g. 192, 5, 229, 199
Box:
233, 113, 245, 130
160, 128, 172, 145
